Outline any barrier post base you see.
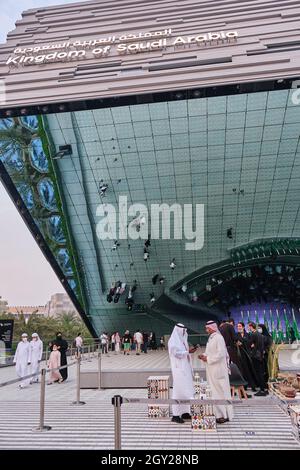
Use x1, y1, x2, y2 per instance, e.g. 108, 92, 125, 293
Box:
32, 425, 52, 432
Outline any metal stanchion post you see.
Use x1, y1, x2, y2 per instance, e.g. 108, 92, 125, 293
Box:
86, 344, 91, 362
72, 357, 85, 405
112, 395, 122, 450
98, 352, 102, 390
32, 369, 51, 432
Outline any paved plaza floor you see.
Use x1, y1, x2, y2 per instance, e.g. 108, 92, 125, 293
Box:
0, 351, 299, 450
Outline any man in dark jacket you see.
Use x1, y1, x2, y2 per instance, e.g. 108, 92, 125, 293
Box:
142, 332, 149, 353
247, 323, 266, 396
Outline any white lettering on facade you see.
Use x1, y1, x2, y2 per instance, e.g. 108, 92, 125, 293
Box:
6, 30, 238, 67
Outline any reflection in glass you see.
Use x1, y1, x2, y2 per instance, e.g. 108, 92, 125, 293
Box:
48, 215, 66, 244
30, 138, 49, 172
68, 279, 77, 291
20, 115, 39, 131
38, 178, 57, 211
57, 248, 74, 276
16, 183, 34, 210
0, 141, 24, 172
0, 118, 14, 130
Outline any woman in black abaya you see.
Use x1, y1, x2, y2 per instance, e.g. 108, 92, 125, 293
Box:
236, 322, 258, 391
49, 332, 69, 381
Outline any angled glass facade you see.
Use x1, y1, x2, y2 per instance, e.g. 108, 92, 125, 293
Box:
1, 88, 300, 337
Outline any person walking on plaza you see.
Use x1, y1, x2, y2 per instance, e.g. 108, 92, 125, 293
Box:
111, 332, 116, 352
134, 330, 143, 355
49, 332, 68, 382
110, 332, 116, 352
199, 321, 234, 424
159, 336, 166, 350
142, 331, 149, 353
114, 332, 121, 354
13, 333, 31, 389
149, 332, 157, 350
29, 333, 43, 383
122, 330, 132, 355
74, 332, 83, 359
168, 323, 197, 424
47, 343, 63, 385
100, 332, 109, 354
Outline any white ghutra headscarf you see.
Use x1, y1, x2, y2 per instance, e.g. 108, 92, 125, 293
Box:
168, 323, 189, 356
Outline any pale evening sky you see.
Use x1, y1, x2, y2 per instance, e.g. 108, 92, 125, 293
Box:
0, 0, 90, 305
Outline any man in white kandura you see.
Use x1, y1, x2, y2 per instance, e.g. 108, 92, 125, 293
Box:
29, 333, 43, 383
168, 323, 197, 424
13, 333, 31, 389
199, 320, 234, 424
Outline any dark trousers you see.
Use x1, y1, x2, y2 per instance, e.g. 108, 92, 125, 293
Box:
60, 354, 68, 381
252, 358, 266, 391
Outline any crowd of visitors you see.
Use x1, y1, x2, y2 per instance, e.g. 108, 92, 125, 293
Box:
13, 332, 43, 389
13, 331, 70, 388
219, 318, 273, 396
12, 327, 165, 388
98, 330, 164, 355
168, 318, 274, 426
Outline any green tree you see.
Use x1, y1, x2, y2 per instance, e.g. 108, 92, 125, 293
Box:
0, 311, 93, 351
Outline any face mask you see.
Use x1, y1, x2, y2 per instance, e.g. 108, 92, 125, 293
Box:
22, 338, 27, 342
238, 328, 243, 334
257, 328, 263, 334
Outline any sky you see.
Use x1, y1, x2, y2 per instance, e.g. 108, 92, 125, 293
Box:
0, 0, 89, 305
